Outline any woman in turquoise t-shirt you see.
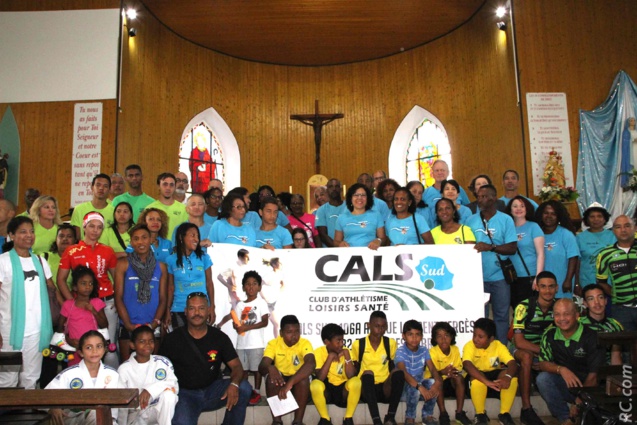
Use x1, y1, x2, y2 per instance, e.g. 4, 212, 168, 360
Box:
165, 222, 214, 330
575, 203, 615, 288
536, 201, 579, 298
505, 195, 544, 308
333, 183, 386, 249
385, 187, 433, 245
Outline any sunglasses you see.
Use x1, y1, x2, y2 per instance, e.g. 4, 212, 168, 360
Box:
187, 291, 208, 300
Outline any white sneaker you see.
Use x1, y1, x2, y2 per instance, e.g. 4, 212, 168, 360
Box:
49, 332, 76, 352
97, 328, 117, 352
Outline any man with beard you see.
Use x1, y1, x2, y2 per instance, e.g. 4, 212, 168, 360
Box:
174, 171, 190, 203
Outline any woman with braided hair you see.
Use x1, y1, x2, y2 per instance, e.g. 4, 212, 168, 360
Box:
165, 222, 214, 331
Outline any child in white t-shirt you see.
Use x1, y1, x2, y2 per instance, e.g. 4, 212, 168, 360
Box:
234, 270, 269, 405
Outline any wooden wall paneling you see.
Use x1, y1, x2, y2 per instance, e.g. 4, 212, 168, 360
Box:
0, 100, 116, 212
514, 0, 637, 197
0, 0, 116, 11
3, 0, 530, 208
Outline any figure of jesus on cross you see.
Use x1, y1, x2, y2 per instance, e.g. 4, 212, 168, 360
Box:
290, 100, 344, 174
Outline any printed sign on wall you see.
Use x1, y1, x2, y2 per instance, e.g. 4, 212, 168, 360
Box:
70, 102, 102, 207
527, 93, 574, 195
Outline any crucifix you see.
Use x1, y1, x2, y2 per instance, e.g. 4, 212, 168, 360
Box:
290, 100, 344, 174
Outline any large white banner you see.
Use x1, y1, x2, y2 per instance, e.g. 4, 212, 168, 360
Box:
210, 244, 484, 350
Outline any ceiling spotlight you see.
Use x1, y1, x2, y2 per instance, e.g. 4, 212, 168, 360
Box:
497, 21, 506, 31
496, 6, 506, 18
128, 27, 137, 37
126, 8, 137, 20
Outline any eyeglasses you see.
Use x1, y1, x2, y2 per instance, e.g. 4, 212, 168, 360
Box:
290, 202, 304, 206
187, 292, 208, 300
293, 238, 306, 242
232, 204, 246, 210
209, 195, 223, 200
175, 178, 188, 184
352, 193, 367, 198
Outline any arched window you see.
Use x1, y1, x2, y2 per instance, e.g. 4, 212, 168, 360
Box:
178, 107, 240, 194
389, 105, 452, 187
179, 122, 223, 194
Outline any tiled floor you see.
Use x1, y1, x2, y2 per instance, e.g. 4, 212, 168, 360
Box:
197, 395, 557, 424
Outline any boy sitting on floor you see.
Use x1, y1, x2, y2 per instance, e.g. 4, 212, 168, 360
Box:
462, 318, 518, 425
395, 320, 442, 425
351, 311, 405, 425
259, 315, 315, 425
310, 323, 362, 425
118, 325, 179, 425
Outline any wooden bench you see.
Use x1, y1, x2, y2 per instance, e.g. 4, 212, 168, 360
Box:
0, 352, 22, 373
0, 389, 139, 425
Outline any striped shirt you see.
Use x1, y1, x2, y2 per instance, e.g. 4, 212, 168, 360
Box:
596, 242, 637, 305
395, 344, 431, 380
513, 297, 554, 345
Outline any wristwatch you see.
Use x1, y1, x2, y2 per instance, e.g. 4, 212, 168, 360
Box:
490, 244, 496, 252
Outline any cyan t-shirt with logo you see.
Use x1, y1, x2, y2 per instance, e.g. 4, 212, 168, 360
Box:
316, 202, 347, 239
512, 221, 544, 277
385, 213, 430, 245
466, 211, 517, 282
336, 209, 384, 247
255, 225, 293, 249
166, 250, 213, 312
544, 225, 580, 298
208, 218, 257, 247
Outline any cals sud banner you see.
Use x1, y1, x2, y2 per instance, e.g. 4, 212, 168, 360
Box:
210, 244, 485, 350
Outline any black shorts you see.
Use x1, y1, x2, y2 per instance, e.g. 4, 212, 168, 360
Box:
323, 381, 347, 408
442, 375, 470, 397
442, 376, 456, 397
361, 381, 392, 404
467, 370, 505, 398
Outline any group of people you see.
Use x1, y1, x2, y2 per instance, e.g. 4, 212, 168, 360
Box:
0, 158, 633, 425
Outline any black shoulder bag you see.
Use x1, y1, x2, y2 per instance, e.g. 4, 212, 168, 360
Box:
357, 336, 395, 373
481, 212, 517, 285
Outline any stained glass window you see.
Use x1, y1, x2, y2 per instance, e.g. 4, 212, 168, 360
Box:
405, 118, 452, 187
178, 122, 224, 194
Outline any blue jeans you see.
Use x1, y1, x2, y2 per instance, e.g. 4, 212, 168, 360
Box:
611, 304, 637, 331
535, 372, 575, 422
172, 379, 252, 425
402, 378, 436, 420
484, 279, 510, 345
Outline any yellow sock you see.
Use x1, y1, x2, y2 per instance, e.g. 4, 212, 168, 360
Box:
345, 376, 362, 418
469, 379, 488, 414
310, 379, 330, 420
500, 377, 518, 414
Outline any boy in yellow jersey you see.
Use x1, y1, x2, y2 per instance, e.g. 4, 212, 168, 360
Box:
462, 318, 518, 425
426, 322, 471, 425
351, 311, 405, 425
310, 324, 361, 425
259, 315, 315, 425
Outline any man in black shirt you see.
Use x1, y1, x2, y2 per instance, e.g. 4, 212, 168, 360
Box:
536, 298, 604, 425
159, 292, 252, 424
